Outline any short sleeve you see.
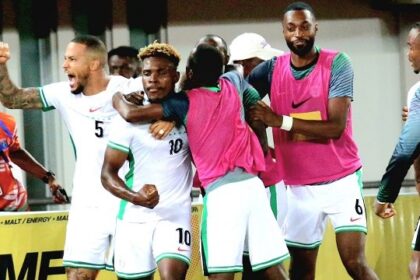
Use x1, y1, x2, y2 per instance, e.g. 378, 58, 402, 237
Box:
39, 82, 70, 111
221, 71, 261, 110
329, 52, 354, 100
247, 58, 276, 99
107, 115, 135, 154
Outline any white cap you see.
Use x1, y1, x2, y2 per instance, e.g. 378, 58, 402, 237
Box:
229, 33, 283, 63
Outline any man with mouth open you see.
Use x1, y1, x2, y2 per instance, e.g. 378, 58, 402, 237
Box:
0, 35, 141, 279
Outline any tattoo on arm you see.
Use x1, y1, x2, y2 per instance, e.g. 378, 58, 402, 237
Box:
0, 64, 43, 109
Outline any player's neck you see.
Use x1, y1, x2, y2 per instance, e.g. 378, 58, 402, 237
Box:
84, 71, 110, 96
290, 48, 318, 68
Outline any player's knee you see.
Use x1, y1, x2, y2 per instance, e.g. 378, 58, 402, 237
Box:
342, 257, 368, 277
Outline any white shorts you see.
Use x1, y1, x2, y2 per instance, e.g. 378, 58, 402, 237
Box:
266, 180, 287, 229
284, 169, 367, 249
201, 176, 289, 275
114, 215, 192, 278
244, 180, 288, 255
63, 206, 117, 270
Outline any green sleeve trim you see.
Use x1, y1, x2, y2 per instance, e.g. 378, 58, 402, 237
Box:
202, 85, 220, 92
108, 141, 129, 153
38, 87, 55, 112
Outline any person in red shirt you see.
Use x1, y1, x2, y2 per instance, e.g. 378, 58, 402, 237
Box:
0, 112, 68, 211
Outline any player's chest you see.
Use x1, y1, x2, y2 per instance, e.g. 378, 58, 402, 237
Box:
133, 126, 189, 157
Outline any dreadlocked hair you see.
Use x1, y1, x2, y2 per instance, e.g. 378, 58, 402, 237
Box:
138, 41, 181, 67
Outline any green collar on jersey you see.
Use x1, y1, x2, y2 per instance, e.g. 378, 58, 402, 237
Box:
201, 85, 221, 92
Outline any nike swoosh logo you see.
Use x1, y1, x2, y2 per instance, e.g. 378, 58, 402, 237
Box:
89, 107, 102, 113
350, 217, 362, 222
291, 97, 311, 109
177, 246, 190, 252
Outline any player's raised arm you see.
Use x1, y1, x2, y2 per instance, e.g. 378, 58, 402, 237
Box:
0, 42, 43, 109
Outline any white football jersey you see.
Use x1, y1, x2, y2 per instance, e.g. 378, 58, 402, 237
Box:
107, 115, 192, 222
39, 76, 142, 210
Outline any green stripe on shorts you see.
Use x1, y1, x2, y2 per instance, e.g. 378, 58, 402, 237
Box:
63, 260, 105, 270
201, 195, 209, 270
252, 253, 290, 271
335, 225, 367, 234
269, 185, 278, 217
207, 265, 243, 274
156, 253, 191, 266
285, 239, 321, 249
116, 268, 156, 279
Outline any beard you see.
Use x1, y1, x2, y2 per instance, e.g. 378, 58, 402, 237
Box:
287, 37, 315, 57
71, 85, 83, 95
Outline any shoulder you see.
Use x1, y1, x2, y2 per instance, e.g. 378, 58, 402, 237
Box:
113, 113, 132, 126
128, 77, 144, 92
110, 75, 130, 84
221, 70, 246, 93
407, 81, 420, 105
410, 87, 420, 108
222, 69, 242, 82
108, 75, 136, 92
331, 51, 352, 68
262, 57, 277, 69
109, 114, 137, 138
250, 57, 276, 78
41, 81, 70, 93
321, 50, 353, 77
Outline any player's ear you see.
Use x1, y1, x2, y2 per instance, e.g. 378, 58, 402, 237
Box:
90, 58, 101, 71
175, 71, 180, 83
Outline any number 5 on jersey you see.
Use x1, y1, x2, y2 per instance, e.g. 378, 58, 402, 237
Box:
95, 120, 104, 138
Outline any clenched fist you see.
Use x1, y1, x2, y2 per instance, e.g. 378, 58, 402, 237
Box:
131, 184, 159, 209
0, 42, 11, 64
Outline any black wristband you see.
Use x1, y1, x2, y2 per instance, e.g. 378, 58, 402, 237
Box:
42, 171, 55, 183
